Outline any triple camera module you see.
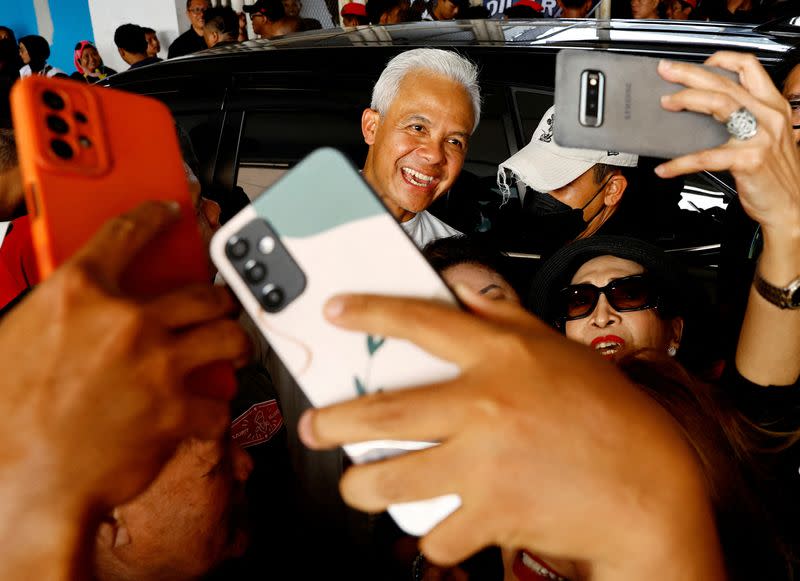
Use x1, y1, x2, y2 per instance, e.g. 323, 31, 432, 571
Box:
224, 219, 306, 313
579, 69, 605, 128
42, 89, 92, 160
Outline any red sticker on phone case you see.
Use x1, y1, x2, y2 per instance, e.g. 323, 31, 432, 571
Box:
231, 400, 283, 448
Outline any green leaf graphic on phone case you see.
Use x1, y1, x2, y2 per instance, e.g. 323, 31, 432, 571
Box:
367, 335, 385, 356
354, 377, 367, 397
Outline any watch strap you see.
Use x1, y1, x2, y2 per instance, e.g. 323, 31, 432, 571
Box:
753, 269, 800, 310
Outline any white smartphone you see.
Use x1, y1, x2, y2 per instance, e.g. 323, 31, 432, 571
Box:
210, 147, 462, 537
554, 51, 740, 159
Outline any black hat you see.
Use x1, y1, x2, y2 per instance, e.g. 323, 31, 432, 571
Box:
243, 0, 285, 20
527, 235, 693, 327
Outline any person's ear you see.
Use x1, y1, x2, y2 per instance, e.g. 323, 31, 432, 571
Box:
97, 509, 131, 550
361, 108, 381, 145
602, 172, 627, 208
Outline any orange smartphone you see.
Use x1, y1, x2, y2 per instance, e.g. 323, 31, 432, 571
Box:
10, 76, 236, 396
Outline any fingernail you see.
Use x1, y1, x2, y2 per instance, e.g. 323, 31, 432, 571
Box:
660, 94, 671, 105
297, 410, 318, 448
654, 164, 666, 177
324, 295, 346, 320
659, 59, 672, 70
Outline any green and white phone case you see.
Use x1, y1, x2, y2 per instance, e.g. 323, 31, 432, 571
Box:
210, 148, 461, 536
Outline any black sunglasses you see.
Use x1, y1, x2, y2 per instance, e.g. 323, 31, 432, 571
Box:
557, 274, 659, 322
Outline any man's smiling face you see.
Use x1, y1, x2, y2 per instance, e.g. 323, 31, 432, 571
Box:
361, 70, 474, 223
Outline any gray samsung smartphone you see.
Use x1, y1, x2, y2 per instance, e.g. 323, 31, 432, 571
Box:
554, 51, 740, 159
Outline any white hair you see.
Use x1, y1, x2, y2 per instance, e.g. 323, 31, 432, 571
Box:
370, 48, 482, 132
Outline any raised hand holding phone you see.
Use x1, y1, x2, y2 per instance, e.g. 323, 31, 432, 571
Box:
10, 76, 237, 398
210, 147, 463, 536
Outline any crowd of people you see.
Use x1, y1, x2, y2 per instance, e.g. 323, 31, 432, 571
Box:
0, 0, 799, 579
0, 0, 797, 99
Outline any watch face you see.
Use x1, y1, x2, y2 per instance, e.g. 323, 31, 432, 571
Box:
791, 287, 800, 308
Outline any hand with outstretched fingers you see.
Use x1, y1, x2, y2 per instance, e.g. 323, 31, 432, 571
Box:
299, 287, 725, 581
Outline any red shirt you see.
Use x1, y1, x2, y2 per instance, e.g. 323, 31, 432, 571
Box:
0, 216, 39, 310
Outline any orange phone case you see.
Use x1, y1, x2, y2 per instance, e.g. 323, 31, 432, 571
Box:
10, 76, 236, 396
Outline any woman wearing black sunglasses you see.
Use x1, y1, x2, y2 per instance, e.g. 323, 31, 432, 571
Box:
528, 235, 706, 372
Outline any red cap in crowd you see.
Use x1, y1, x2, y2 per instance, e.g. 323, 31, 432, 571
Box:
513, 0, 544, 11
341, 2, 367, 17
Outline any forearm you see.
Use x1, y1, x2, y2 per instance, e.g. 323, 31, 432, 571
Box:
736, 225, 800, 386
594, 472, 726, 581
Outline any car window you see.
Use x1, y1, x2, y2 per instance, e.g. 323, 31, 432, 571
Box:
235, 108, 366, 200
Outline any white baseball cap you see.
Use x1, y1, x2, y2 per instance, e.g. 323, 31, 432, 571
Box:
497, 106, 638, 199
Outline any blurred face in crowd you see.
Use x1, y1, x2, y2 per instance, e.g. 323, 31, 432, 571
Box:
283, 0, 302, 17
441, 262, 520, 303
18, 42, 29, 64
94, 437, 254, 581
250, 11, 268, 36
382, 2, 408, 23
145, 31, 161, 57
188, 0, 210, 32
564, 256, 683, 362
361, 70, 474, 223
630, 0, 659, 18
665, 0, 692, 19
342, 14, 362, 26
80, 46, 101, 72
433, 0, 460, 19
0, 29, 11, 41
782, 63, 800, 146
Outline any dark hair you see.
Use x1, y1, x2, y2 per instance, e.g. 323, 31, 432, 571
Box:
203, 6, 239, 36
141, 26, 156, 34
366, 0, 407, 23
186, 0, 208, 9
263, 0, 287, 21
114, 24, 147, 55
423, 235, 513, 284
0, 128, 17, 172
19, 35, 50, 70
619, 353, 793, 581
464, 4, 491, 17
0, 26, 16, 44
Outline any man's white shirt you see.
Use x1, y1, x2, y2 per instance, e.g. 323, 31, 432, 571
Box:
401, 210, 461, 248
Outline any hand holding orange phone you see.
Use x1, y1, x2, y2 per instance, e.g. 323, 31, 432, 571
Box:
10, 76, 237, 397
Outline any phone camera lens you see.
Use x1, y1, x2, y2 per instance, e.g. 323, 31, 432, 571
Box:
50, 139, 73, 160
42, 91, 65, 111
261, 284, 284, 310
244, 259, 267, 283
226, 236, 249, 260
74, 111, 87, 124
46, 115, 69, 135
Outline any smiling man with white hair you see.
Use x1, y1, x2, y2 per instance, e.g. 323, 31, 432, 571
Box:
361, 48, 481, 247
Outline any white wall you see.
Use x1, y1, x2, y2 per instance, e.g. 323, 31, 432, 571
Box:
86, 0, 184, 72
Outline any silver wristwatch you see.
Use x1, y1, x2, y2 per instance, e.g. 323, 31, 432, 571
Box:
753, 270, 800, 309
